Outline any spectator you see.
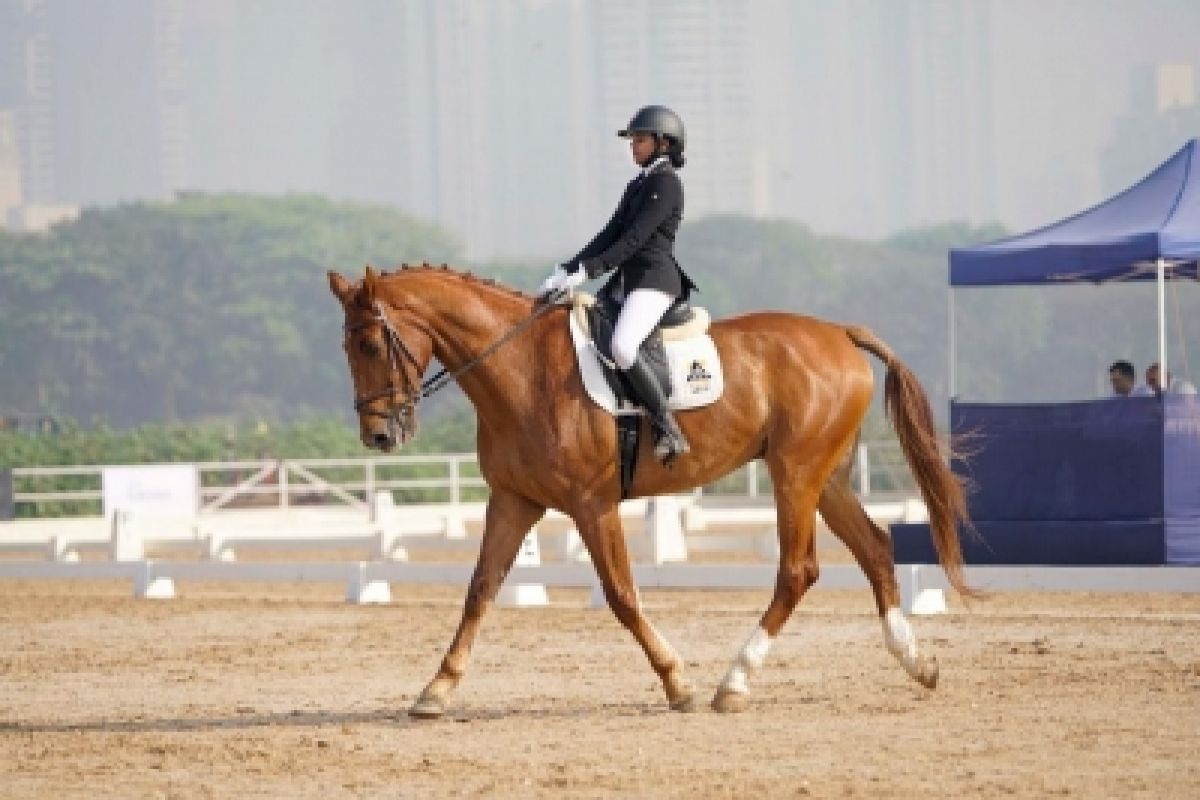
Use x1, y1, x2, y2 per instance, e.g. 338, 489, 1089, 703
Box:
1145, 362, 1198, 396
1108, 360, 1139, 396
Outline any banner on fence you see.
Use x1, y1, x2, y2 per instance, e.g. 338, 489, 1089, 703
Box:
102, 465, 198, 519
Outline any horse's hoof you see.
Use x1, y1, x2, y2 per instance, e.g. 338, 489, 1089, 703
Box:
408, 694, 446, 720
669, 693, 698, 713
913, 656, 939, 690
710, 689, 749, 714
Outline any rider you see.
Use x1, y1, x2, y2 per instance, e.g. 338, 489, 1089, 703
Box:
538, 104, 698, 464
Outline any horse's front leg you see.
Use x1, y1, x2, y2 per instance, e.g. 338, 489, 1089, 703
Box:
410, 488, 544, 719
576, 503, 696, 712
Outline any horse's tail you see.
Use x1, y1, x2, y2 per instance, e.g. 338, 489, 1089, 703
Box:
844, 325, 978, 599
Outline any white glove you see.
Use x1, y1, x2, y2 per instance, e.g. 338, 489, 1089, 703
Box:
538, 264, 587, 300
561, 265, 587, 291
538, 264, 569, 296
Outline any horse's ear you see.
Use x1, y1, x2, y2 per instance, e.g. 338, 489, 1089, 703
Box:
359, 265, 379, 307
327, 271, 354, 305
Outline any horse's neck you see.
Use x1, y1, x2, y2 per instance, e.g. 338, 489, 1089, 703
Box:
385, 274, 533, 419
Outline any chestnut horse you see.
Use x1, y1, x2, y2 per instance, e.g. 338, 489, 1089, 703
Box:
328, 265, 972, 716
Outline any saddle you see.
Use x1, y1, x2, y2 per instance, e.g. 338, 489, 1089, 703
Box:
568, 292, 722, 497
572, 293, 712, 408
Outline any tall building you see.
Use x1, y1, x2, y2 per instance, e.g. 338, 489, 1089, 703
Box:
1102, 62, 1200, 197
0, 110, 21, 220
0, 0, 55, 207
757, 1, 998, 238
3, 0, 1198, 252
590, 0, 756, 224
0, 0, 191, 226
902, 1, 997, 227
48, 0, 182, 205
153, 0, 190, 194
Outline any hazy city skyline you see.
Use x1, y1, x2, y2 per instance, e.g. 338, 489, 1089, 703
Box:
2, 0, 1199, 259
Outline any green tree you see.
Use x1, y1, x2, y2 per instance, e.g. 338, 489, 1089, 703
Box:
0, 194, 461, 425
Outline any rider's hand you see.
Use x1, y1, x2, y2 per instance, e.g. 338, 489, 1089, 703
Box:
536, 264, 586, 304
560, 265, 586, 292
537, 264, 568, 298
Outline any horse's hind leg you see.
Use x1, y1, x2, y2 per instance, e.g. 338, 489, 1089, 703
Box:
818, 457, 938, 688
410, 488, 545, 719
576, 503, 695, 712
712, 459, 821, 713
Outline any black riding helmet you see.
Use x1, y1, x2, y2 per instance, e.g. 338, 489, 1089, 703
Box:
618, 105, 686, 167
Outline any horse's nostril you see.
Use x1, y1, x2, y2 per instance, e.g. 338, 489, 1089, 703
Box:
372, 432, 392, 447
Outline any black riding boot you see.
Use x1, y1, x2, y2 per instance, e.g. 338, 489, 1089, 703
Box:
622, 355, 691, 465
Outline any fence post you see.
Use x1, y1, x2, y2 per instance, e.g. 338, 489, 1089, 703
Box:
110, 510, 144, 561
449, 456, 461, 505
279, 460, 289, 509
857, 442, 871, 496
365, 460, 375, 510
0, 468, 12, 520
747, 461, 758, 497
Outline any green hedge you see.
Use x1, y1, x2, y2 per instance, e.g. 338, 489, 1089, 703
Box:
1, 413, 480, 517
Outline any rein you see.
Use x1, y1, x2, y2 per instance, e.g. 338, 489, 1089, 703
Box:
345, 296, 563, 438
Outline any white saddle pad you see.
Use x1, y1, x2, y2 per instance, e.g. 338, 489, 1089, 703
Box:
567, 295, 725, 416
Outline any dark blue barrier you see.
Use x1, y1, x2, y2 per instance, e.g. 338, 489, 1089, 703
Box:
891, 396, 1200, 566
951, 398, 1163, 522
892, 521, 1166, 566
1165, 395, 1200, 563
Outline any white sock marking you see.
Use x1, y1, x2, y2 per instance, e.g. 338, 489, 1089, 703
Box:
883, 607, 921, 675
719, 626, 773, 695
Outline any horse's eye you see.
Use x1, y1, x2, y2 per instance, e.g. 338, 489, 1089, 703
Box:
359, 339, 382, 359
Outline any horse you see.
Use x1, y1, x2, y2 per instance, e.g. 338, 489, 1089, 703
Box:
328, 264, 973, 717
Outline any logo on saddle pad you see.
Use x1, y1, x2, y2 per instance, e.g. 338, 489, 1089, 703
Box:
568, 294, 725, 416
686, 359, 713, 394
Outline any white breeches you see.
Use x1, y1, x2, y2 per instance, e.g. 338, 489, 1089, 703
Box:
611, 288, 675, 370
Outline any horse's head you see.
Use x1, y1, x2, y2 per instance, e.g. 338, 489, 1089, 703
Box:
329, 266, 435, 451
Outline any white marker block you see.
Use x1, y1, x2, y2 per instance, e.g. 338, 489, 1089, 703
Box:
347, 562, 392, 604
899, 564, 947, 616
497, 531, 549, 607
910, 588, 947, 616
134, 563, 175, 600
647, 496, 688, 564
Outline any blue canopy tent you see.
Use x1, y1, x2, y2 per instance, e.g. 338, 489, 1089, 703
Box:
893, 140, 1200, 565
949, 138, 1200, 392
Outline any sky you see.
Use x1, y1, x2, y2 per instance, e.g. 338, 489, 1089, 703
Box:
3, 0, 1200, 259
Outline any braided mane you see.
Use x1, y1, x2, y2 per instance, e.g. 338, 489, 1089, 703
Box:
376, 262, 533, 301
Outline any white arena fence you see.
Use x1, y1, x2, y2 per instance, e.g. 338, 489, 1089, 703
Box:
1, 444, 1197, 612
5, 442, 915, 517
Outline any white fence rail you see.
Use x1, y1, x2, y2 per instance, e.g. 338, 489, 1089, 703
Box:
4, 442, 913, 518
4, 444, 1196, 612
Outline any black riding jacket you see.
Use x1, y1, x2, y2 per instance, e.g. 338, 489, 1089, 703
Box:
567, 158, 698, 299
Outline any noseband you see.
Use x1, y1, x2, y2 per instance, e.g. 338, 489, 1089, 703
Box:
344, 296, 562, 443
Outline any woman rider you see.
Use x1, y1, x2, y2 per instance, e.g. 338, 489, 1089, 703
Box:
538, 104, 698, 465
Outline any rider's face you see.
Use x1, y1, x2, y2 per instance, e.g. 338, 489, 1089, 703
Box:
629, 132, 658, 167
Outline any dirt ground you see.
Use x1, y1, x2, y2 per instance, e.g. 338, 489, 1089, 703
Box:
1, 578, 1198, 799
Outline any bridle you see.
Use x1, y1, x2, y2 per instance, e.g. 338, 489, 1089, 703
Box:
344, 301, 427, 443
344, 296, 562, 443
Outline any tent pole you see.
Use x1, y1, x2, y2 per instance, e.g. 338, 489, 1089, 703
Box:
1157, 257, 1168, 386
948, 287, 957, 400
